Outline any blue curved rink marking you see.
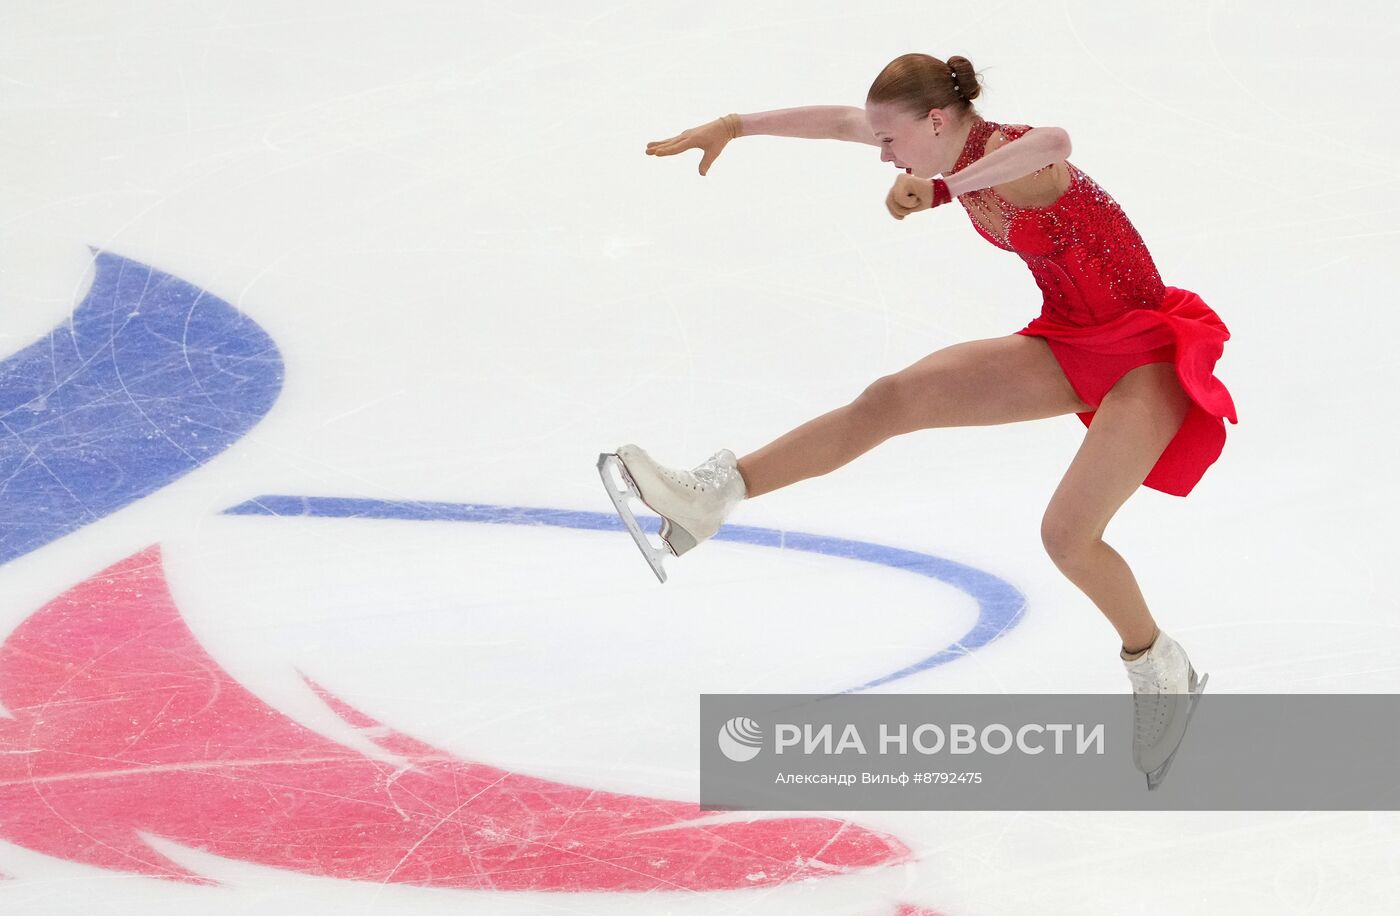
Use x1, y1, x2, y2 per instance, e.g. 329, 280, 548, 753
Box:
0, 247, 1024, 691
223, 497, 1027, 692
0, 251, 284, 566
0, 248, 1023, 690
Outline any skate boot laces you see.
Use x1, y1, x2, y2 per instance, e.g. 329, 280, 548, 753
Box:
1124, 634, 1191, 747
1127, 664, 1173, 746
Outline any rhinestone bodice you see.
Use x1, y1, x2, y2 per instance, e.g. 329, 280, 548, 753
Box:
949, 118, 1166, 325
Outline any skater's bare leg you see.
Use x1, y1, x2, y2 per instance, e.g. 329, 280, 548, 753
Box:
1039, 362, 1192, 650
737, 335, 1090, 498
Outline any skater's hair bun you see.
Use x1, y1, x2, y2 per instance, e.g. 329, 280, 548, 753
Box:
868, 53, 982, 118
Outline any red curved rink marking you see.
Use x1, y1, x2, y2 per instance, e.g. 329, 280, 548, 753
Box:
0, 547, 909, 890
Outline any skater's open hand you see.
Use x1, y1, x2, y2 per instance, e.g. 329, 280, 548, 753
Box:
646, 114, 741, 176
885, 171, 935, 220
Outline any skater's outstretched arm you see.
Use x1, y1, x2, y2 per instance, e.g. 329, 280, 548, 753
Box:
645, 106, 875, 175
731, 106, 878, 144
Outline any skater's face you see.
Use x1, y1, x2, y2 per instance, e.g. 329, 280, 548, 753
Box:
865, 102, 962, 179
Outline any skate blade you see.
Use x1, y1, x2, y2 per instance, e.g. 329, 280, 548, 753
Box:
1145, 672, 1209, 791
597, 452, 673, 583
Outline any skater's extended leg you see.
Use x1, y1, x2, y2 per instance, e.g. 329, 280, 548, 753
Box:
737, 334, 1090, 498
604, 334, 1086, 576
1038, 361, 1192, 649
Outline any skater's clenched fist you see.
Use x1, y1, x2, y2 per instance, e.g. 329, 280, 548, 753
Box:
886, 171, 954, 220
645, 114, 741, 176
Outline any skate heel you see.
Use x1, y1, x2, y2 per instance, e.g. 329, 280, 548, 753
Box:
660, 520, 698, 557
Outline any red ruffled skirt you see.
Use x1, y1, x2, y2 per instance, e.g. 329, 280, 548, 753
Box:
1015, 286, 1238, 497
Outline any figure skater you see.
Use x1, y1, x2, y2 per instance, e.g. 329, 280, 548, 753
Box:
599, 53, 1235, 788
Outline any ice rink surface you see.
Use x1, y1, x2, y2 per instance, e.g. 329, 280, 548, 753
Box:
1, 1, 1398, 913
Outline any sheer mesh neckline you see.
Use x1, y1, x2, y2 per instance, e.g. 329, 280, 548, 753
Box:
945, 117, 1078, 247
950, 116, 993, 176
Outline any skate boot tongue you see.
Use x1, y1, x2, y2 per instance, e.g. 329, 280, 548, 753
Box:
692, 449, 744, 495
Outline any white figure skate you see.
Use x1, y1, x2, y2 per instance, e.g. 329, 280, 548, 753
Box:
596, 445, 746, 583
1122, 630, 1209, 790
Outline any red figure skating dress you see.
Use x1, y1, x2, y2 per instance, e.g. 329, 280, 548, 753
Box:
948, 118, 1237, 496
